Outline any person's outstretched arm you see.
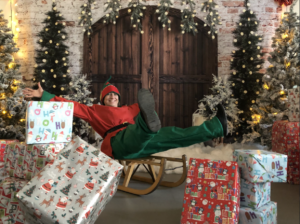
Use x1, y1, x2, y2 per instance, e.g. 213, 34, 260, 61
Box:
22, 82, 94, 123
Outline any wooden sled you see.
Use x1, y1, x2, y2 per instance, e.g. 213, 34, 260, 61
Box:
118, 155, 188, 195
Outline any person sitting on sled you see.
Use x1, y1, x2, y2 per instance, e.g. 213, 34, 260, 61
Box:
22, 77, 228, 159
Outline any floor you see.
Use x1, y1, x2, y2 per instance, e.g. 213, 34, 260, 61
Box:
97, 173, 299, 224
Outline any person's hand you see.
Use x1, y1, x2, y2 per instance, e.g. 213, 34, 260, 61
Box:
22, 82, 44, 98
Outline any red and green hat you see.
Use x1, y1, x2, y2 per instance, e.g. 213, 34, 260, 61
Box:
100, 76, 121, 104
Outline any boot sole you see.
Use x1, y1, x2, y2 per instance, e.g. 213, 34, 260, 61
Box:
138, 89, 161, 132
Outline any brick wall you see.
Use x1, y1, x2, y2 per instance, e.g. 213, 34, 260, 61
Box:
15, 0, 282, 82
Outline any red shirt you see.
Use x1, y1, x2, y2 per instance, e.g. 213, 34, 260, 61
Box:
48, 95, 140, 158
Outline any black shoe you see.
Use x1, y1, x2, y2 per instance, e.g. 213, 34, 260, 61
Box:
137, 88, 161, 132
216, 104, 228, 137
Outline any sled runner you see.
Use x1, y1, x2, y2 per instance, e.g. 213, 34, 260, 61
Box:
118, 155, 188, 195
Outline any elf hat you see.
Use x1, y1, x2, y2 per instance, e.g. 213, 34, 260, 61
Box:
100, 76, 121, 105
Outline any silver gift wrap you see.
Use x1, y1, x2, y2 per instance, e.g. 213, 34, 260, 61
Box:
17, 136, 123, 224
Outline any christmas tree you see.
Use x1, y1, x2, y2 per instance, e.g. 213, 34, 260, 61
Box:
194, 75, 239, 136
23, 185, 36, 197
61, 149, 71, 159
100, 171, 109, 182
63, 75, 95, 142
32, 2, 71, 96
0, 10, 26, 140
60, 184, 71, 196
228, 0, 264, 142
67, 213, 79, 224
248, 9, 300, 147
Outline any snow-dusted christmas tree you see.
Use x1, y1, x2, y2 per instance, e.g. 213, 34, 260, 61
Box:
248, 8, 300, 147
229, 0, 265, 143
194, 75, 239, 135
0, 10, 26, 140
63, 75, 95, 142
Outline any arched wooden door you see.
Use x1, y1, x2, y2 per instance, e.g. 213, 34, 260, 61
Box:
83, 6, 218, 128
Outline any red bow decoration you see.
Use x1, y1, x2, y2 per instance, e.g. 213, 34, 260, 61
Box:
275, 0, 294, 6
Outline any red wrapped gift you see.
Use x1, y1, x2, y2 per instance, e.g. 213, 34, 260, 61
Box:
181, 159, 240, 224
0, 140, 19, 162
272, 121, 300, 184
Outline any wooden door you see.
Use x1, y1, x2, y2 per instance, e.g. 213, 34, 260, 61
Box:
83, 6, 217, 128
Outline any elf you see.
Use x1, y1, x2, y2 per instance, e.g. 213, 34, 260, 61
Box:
22, 77, 227, 159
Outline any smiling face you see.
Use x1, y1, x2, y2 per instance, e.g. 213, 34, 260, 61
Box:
103, 92, 119, 107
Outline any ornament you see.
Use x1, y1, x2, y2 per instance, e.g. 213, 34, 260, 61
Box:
257, 46, 260, 49
241, 32, 244, 36
141, 30, 145, 34
168, 28, 171, 31
248, 41, 251, 44
55, 22, 58, 25
47, 16, 50, 19
45, 28, 48, 31
45, 51, 48, 54
62, 57, 66, 61
242, 65, 245, 68
69, 82, 73, 86
65, 51, 69, 54
61, 87, 64, 90
49, 40, 52, 43
53, 74, 57, 78
53, 85, 56, 88
250, 57, 253, 60
235, 101, 238, 104
243, 50, 245, 53
250, 108, 252, 110
55, 60, 58, 63
252, 100, 255, 103
242, 80, 245, 83
58, 31, 60, 33
232, 51, 236, 53
53, 7, 56, 10
257, 55, 261, 58
257, 65, 260, 68
42, 69, 45, 73
244, 90, 247, 93
34, 64, 38, 67
249, 71, 252, 74
248, 18, 250, 21
63, 74, 67, 77
42, 59, 46, 62
239, 23, 242, 26
51, 69, 54, 72
234, 39, 237, 42
63, 22, 66, 25
56, 43, 59, 46
42, 79, 45, 82
64, 63, 67, 66
232, 83, 235, 86
250, 11, 253, 14
62, 35, 65, 39
233, 72, 236, 75
39, 39, 43, 42
67, 69, 70, 73
247, 2, 250, 6
243, 9, 246, 12
256, 79, 259, 82
256, 91, 259, 94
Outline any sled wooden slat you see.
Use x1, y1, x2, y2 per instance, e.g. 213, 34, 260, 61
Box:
117, 155, 187, 195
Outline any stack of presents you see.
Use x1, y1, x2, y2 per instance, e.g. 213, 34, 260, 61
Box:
272, 87, 300, 185
0, 101, 123, 224
181, 149, 287, 224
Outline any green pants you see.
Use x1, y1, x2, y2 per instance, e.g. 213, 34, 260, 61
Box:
111, 113, 224, 159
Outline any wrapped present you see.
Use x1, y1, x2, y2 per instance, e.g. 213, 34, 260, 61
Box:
181, 158, 240, 224
272, 121, 299, 184
3, 142, 33, 179
233, 150, 287, 183
287, 87, 300, 106
17, 136, 123, 224
0, 140, 19, 162
0, 177, 28, 224
29, 143, 67, 178
25, 101, 74, 144
239, 201, 277, 224
288, 108, 300, 122
240, 179, 270, 209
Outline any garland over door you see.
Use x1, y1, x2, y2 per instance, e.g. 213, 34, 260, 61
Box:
83, 7, 217, 128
